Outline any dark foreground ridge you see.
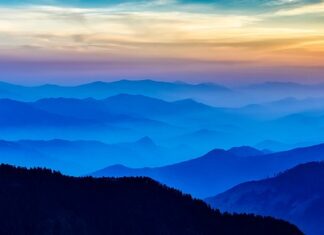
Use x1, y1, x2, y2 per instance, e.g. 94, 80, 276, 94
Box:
0, 164, 302, 235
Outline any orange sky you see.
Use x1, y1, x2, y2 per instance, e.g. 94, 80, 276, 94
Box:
0, 1, 324, 83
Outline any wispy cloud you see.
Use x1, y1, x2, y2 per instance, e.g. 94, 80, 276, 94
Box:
0, 0, 323, 82
275, 1, 324, 15
0, 5, 261, 47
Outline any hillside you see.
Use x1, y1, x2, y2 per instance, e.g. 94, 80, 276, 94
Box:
92, 143, 324, 198
206, 162, 324, 235
0, 164, 302, 235
0, 138, 204, 176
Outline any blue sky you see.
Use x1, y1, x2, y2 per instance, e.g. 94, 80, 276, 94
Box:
0, 0, 321, 9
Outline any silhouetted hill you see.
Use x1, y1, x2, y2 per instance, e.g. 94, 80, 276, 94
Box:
206, 162, 324, 235
0, 164, 302, 235
92, 143, 324, 198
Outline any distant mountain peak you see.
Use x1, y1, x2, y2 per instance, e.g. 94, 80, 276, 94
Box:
136, 136, 156, 147
202, 148, 231, 158
85, 81, 107, 85
108, 93, 150, 99
196, 82, 230, 90
175, 98, 196, 103
227, 146, 264, 157
102, 164, 128, 171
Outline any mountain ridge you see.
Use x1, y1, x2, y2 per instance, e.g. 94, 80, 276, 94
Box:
92, 143, 324, 198
0, 164, 303, 235
206, 161, 324, 235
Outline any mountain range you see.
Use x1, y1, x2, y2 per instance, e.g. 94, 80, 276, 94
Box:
32, 94, 213, 122
0, 80, 231, 104
92, 143, 324, 198
1, 79, 324, 234
1, 80, 324, 150
0, 138, 201, 176
2, 79, 324, 107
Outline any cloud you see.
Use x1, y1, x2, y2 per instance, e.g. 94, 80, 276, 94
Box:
0, 0, 323, 74
0, 5, 261, 43
275, 1, 324, 15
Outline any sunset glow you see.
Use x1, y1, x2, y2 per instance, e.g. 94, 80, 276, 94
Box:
0, 0, 324, 83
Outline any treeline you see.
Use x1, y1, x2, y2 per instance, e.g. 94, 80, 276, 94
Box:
0, 164, 303, 235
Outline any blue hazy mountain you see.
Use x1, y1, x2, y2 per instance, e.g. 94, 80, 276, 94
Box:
260, 112, 324, 142
0, 96, 184, 143
255, 140, 295, 151
31, 95, 226, 145
167, 129, 247, 153
227, 146, 265, 157
0, 99, 121, 141
92, 143, 324, 198
0, 95, 249, 157
0, 139, 136, 175
0, 80, 231, 104
3, 93, 324, 158
244, 82, 324, 95
31, 95, 264, 150
15, 94, 312, 151
0, 138, 200, 175
104, 94, 213, 117
206, 162, 324, 235
0, 140, 51, 168
237, 82, 324, 105
33, 94, 212, 121
229, 97, 324, 119
255, 139, 321, 152
0, 99, 91, 127
246, 81, 324, 91
32, 97, 133, 122
2, 80, 324, 107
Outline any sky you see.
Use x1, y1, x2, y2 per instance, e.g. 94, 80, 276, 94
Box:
0, 0, 324, 84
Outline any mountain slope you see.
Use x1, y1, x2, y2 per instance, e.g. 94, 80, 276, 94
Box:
92, 143, 324, 198
0, 138, 197, 176
103, 94, 212, 117
227, 146, 264, 157
33, 94, 213, 121
0, 79, 231, 102
231, 97, 324, 119
0, 164, 302, 235
0, 99, 90, 127
0, 97, 183, 143
206, 162, 324, 235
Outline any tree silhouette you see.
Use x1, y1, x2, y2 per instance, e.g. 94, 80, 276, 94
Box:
0, 164, 303, 235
